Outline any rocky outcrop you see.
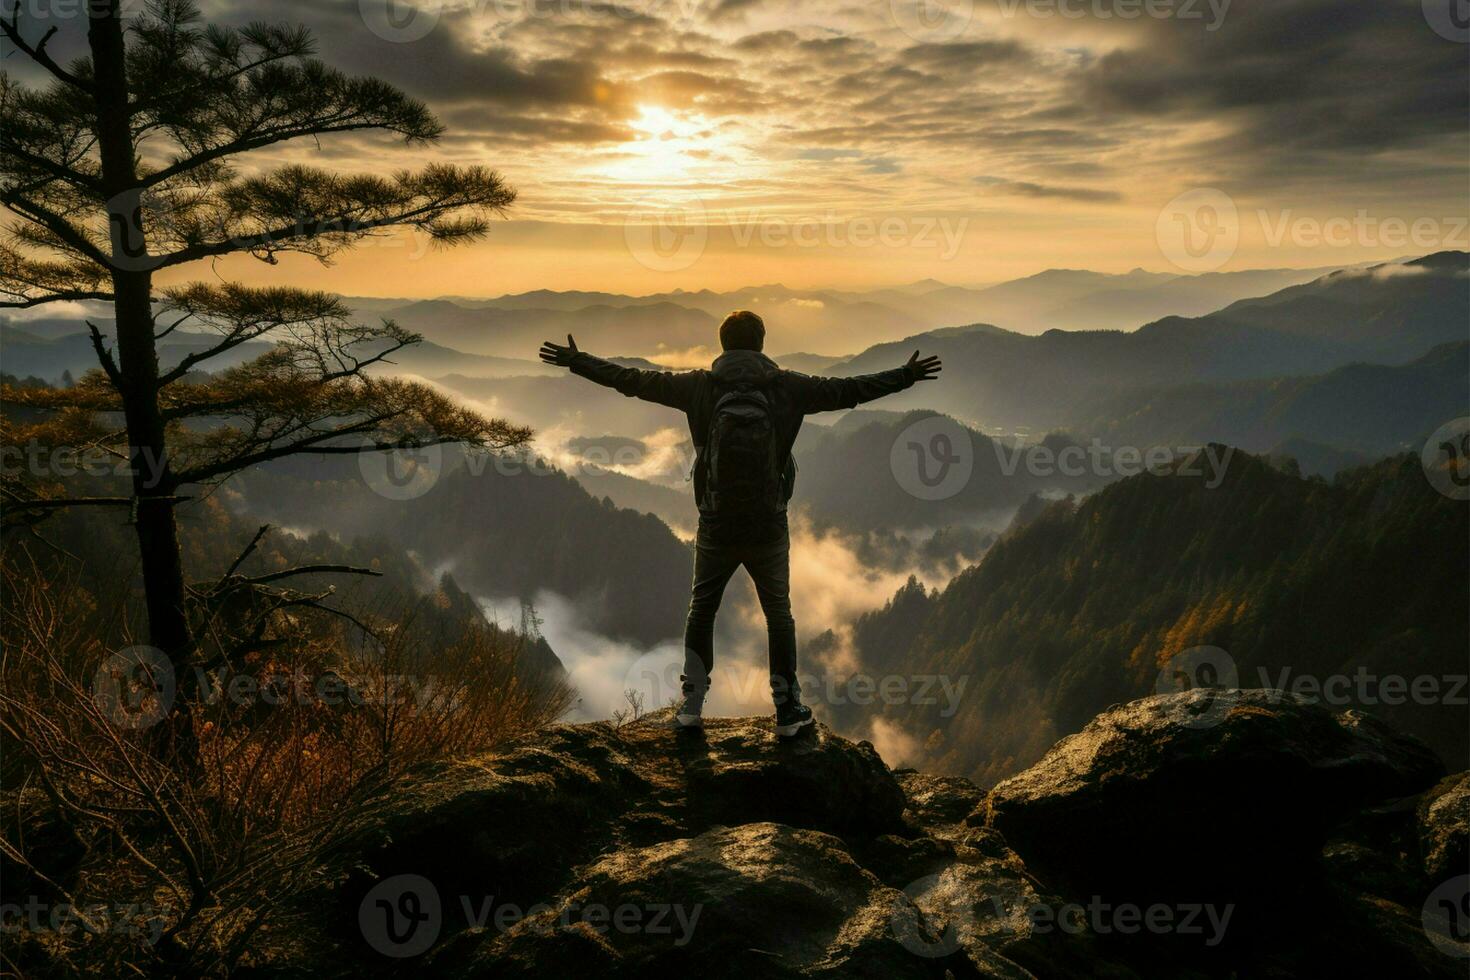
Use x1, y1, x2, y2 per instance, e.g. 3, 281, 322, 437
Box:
1417, 771, 1469, 882
443, 823, 968, 979
329, 695, 1464, 978
983, 689, 1444, 907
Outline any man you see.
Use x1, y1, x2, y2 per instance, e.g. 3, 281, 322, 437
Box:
539, 311, 941, 736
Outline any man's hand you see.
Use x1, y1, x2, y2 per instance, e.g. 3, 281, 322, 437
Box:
905, 349, 942, 382
539, 334, 579, 367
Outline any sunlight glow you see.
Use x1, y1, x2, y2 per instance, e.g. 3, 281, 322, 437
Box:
602, 104, 725, 183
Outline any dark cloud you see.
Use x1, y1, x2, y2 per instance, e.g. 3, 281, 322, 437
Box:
977, 178, 1122, 202
901, 40, 1035, 69
1076, 0, 1468, 164
6, 0, 1449, 219
439, 108, 637, 145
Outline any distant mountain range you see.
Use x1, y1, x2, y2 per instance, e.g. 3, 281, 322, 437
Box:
334, 262, 1355, 357
6, 253, 1461, 499
0, 255, 1410, 382
0, 325, 554, 384
832, 252, 1470, 434
229, 450, 692, 645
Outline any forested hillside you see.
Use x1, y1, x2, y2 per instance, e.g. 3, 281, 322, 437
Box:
848, 450, 1468, 785
792, 409, 1110, 531
233, 452, 693, 644
1073, 341, 1469, 466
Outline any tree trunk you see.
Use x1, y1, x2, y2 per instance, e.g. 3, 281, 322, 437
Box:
88, 3, 194, 662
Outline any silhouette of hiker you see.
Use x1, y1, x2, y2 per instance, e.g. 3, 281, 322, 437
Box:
541, 311, 941, 736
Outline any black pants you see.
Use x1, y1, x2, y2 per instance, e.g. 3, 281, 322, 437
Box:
682, 517, 799, 706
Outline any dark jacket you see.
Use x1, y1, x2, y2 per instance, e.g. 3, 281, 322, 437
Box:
569, 349, 916, 518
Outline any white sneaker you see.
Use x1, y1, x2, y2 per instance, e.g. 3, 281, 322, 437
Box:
676, 695, 704, 729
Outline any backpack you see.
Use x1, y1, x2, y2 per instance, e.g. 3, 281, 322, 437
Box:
702, 381, 784, 516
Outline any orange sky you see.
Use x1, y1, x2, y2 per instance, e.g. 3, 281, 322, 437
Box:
11, 0, 1470, 298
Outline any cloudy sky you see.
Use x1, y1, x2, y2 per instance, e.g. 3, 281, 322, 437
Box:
9, 0, 1470, 294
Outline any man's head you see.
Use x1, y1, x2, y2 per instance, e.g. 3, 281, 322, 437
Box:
719, 310, 765, 352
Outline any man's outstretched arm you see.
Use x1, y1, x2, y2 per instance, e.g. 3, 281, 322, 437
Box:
539, 335, 699, 411
793, 349, 942, 413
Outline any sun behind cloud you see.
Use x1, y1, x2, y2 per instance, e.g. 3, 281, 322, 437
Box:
603, 104, 727, 183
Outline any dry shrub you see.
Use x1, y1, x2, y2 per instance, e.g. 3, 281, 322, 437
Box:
0, 548, 573, 976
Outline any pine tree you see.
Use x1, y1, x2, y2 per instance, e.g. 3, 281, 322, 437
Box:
1, 1, 527, 670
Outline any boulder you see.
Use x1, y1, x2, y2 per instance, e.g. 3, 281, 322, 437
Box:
448, 823, 982, 979
328, 700, 1454, 978
983, 690, 1444, 913
1416, 771, 1469, 883
340, 713, 908, 943
894, 769, 987, 841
